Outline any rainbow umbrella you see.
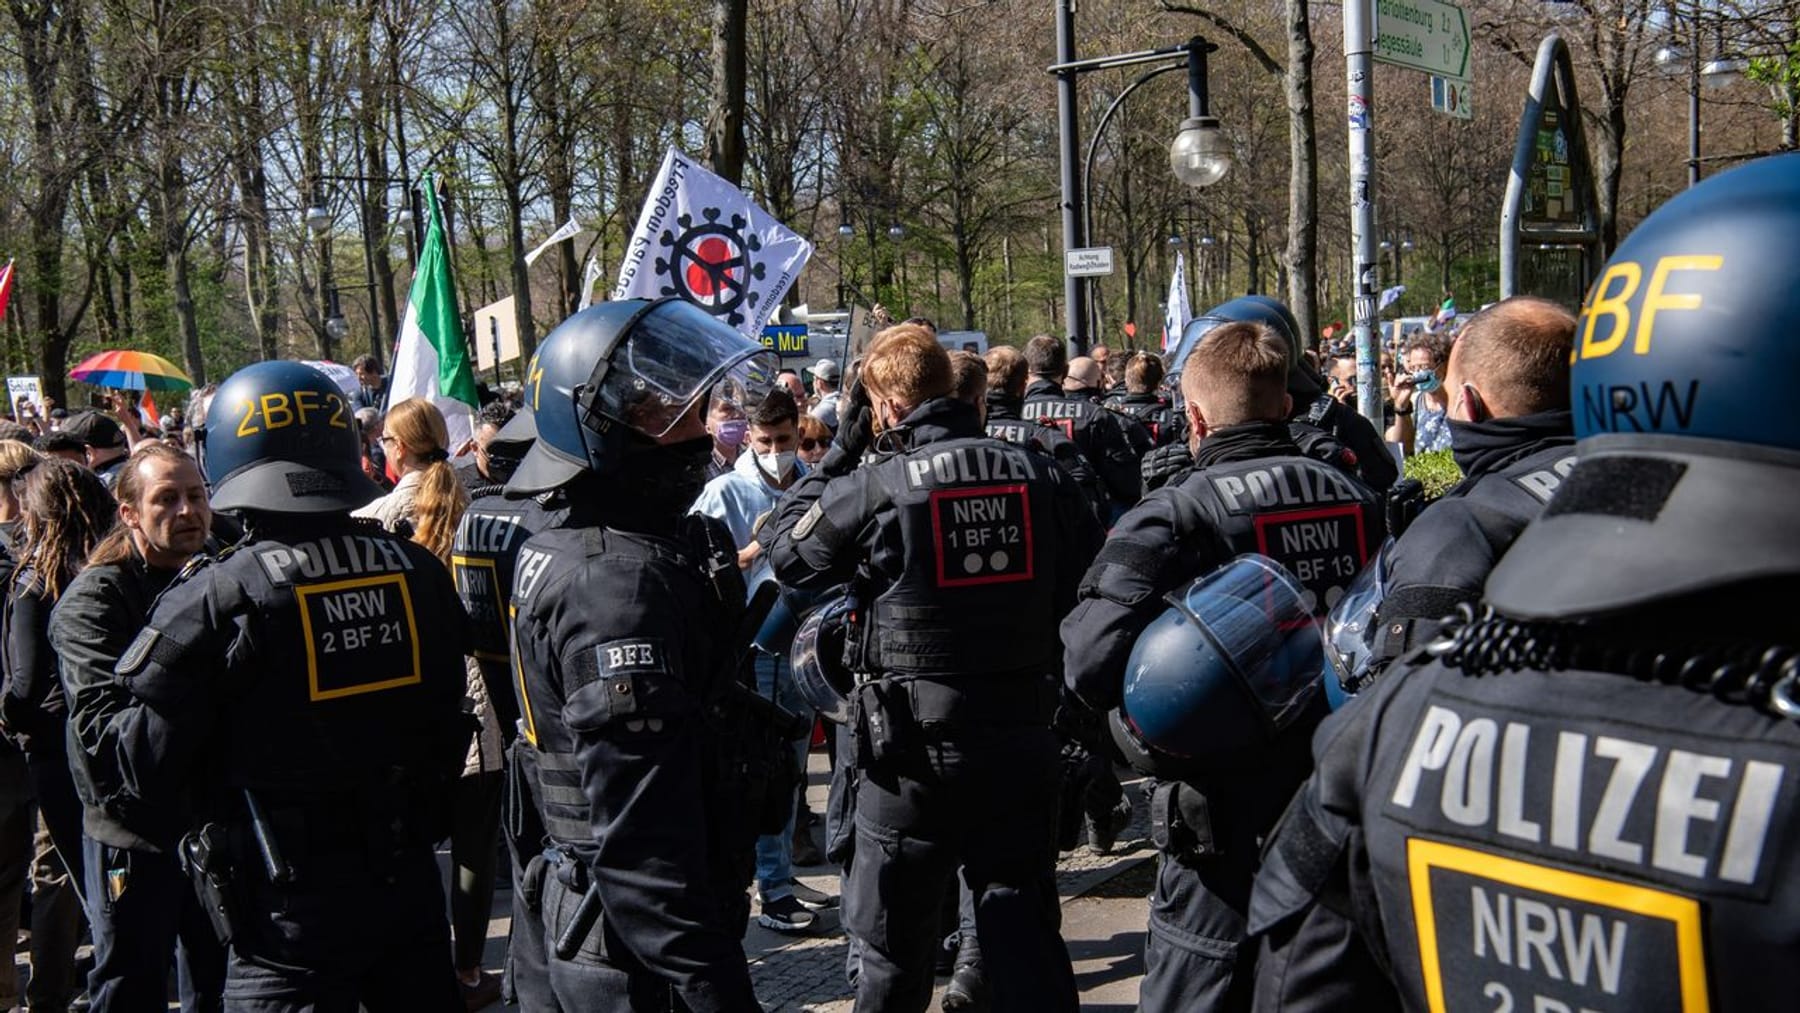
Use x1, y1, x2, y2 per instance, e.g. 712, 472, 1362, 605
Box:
69, 350, 194, 392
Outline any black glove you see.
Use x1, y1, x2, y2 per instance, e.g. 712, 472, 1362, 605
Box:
1141, 443, 1194, 492
825, 377, 874, 475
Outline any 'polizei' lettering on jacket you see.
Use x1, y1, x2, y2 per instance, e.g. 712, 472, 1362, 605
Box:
904, 445, 1032, 490
255, 535, 416, 586
1388, 701, 1784, 887
1209, 463, 1364, 514
453, 511, 528, 555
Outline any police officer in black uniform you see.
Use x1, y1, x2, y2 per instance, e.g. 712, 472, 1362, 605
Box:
1358, 296, 1577, 681
1104, 352, 1181, 448
1251, 152, 1800, 1013
1061, 320, 1385, 1013
1019, 334, 1142, 517
450, 407, 569, 1013
770, 323, 1103, 1012
1153, 296, 1398, 495
505, 299, 778, 1012
108, 361, 472, 1009
982, 345, 1106, 521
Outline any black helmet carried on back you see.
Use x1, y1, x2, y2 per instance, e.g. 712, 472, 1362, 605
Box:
204, 360, 381, 514
508, 298, 778, 495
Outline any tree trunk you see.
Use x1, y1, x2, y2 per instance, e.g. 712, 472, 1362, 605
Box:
1283, 0, 1319, 349
703, 0, 748, 185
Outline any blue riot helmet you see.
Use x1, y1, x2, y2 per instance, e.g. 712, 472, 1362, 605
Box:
1488, 153, 1800, 619
1110, 555, 1326, 777
1169, 294, 1321, 400
1322, 542, 1392, 711
790, 593, 855, 725
507, 298, 778, 494
204, 361, 381, 514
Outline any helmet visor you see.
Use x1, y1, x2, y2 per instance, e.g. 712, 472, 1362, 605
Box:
598, 300, 778, 437
1166, 554, 1323, 731
1323, 541, 1391, 704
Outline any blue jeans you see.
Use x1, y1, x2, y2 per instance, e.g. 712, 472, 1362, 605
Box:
83, 838, 226, 1013
753, 651, 808, 901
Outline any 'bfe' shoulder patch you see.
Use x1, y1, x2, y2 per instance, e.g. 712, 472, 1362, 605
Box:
928, 484, 1035, 588
596, 639, 666, 677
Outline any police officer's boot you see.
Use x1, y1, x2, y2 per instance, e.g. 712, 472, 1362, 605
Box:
941, 937, 987, 1012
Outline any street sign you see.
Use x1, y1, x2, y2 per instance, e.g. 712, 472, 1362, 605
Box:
1431, 75, 1473, 119
1065, 247, 1115, 277
1375, 0, 1471, 81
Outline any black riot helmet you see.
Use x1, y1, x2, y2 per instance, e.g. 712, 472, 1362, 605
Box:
507, 298, 778, 495
1487, 153, 1800, 619
204, 361, 382, 514
1110, 555, 1326, 777
1169, 294, 1322, 400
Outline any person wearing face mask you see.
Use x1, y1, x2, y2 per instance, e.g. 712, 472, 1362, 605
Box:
1059, 321, 1385, 1013
1385, 333, 1454, 455
690, 387, 836, 934
796, 414, 831, 469
504, 299, 781, 1011
1353, 296, 1577, 681
706, 395, 749, 481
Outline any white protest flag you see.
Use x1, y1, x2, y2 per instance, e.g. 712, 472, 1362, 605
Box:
524, 217, 583, 267
613, 147, 813, 338
1378, 284, 1407, 311
578, 254, 603, 311
1162, 252, 1191, 353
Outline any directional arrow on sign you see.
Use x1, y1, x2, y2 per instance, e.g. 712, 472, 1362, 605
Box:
1374, 0, 1471, 81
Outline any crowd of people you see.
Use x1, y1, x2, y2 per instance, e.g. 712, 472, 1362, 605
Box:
0, 153, 1788, 1013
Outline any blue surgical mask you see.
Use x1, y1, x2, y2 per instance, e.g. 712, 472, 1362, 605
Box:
1412, 369, 1442, 394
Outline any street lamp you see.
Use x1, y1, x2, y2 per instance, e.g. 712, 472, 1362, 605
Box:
1656, 18, 1744, 188
1051, 13, 1230, 351
1170, 39, 1230, 187
888, 223, 909, 312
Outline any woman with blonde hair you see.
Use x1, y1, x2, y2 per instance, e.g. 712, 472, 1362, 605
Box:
352, 398, 499, 1002
353, 396, 468, 563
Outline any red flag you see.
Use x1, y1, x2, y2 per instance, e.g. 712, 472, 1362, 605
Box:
141, 390, 157, 425
0, 260, 15, 322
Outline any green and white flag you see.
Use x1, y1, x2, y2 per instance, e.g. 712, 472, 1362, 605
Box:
388, 177, 477, 449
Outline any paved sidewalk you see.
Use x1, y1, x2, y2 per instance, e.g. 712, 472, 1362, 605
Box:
480, 747, 1155, 1011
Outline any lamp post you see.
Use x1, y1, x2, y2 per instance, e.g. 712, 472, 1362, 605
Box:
1655, 9, 1744, 189
1051, 15, 1230, 352
1378, 229, 1413, 312
837, 218, 854, 309
888, 223, 908, 313
1199, 235, 1216, 307
305, 173, 423, 369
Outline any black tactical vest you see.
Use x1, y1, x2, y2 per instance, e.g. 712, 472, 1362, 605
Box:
511, 520, 741, 846
1166, 453, 1386, 615
153, 522, 471, 796
451, 488, 569, 730
859, 436, 1069, 678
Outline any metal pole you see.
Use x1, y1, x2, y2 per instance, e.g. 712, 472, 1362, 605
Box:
1345, 0, 1382, 432
1688, 40, 1701, 188
1056, 0, 1088, 351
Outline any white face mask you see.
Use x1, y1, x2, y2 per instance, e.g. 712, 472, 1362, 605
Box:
755, 449, 797, 482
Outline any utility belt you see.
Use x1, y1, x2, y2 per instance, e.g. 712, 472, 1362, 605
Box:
849, 673, 1058, 772
180, 782, 439, 947
1148, 780, 1222, 865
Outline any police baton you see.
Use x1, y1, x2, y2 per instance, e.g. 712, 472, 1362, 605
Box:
554, 881, 604, 960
